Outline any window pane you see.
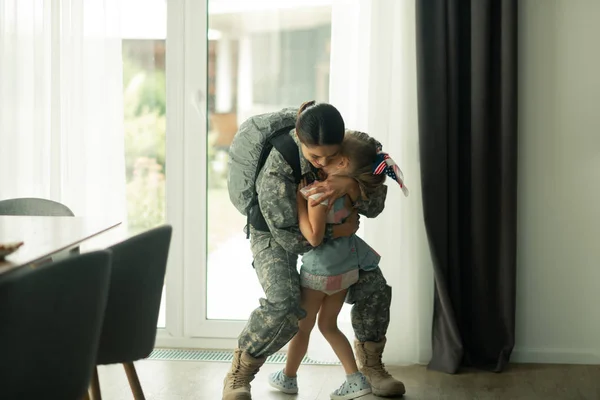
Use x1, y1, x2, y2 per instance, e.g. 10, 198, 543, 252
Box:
206, 1, 332, 320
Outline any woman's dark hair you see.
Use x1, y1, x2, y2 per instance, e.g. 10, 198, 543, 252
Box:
295, 101, 345, 146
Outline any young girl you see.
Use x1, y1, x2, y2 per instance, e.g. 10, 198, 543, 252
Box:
267, 131, 408, 399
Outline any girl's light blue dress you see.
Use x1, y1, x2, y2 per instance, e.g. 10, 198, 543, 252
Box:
299, 188, 380, 295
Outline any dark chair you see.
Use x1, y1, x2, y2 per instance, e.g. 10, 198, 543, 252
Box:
0, 197, 79, 257
91, 225, 172, 400
0, 197, 75, 216
0, 251, 112, 400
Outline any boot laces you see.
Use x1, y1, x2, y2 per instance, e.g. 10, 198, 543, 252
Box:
230, 359, 259, 389
369, 353, 392, 378
230, 366, 250, 388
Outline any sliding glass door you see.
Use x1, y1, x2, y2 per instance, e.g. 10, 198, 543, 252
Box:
178, 0, 337, 341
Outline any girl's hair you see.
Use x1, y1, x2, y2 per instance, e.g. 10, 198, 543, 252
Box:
296, 101, 345, 146
341, 131, 386, 199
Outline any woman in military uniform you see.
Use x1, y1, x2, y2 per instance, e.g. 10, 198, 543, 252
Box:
223, 101, 405, 400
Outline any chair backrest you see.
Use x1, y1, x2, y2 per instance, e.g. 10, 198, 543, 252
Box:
0, 197, 74, 216
96, 225, 172, 365
0, 251, 111, 400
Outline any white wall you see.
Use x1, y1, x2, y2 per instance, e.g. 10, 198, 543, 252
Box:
515, 0, 600, 364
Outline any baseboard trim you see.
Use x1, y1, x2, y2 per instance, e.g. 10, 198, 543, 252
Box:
154, 332, 292, 353
148, 348, 340, 365
512, 348, 600, 364
154, 333, 600, 366
155, 335, 238, 350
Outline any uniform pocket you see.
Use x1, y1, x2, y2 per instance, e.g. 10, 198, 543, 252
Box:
250, 234, 271, 268
251, 235, 271, 255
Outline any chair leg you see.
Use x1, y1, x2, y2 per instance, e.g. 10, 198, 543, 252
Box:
123, 362, 146, 400
90, 367, 102, 400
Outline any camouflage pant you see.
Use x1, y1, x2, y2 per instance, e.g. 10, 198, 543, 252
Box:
238, 232, 392, 358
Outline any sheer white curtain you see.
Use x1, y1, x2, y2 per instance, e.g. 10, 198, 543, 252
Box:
0, 0, 125, 222
308, 0, 433, 366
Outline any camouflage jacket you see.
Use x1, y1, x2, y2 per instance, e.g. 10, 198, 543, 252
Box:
254, 130, 388, 255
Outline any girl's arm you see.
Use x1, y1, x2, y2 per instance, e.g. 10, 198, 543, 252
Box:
313, 176, 388, 218
297, 183, 329, 247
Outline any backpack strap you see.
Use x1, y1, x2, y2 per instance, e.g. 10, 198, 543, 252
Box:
270, 132, 302, 184
245, 127, 300, 239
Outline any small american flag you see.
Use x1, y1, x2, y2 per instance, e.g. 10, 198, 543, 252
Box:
373, 152, 409, 197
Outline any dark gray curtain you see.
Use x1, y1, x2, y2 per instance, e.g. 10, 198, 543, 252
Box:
415, 0, 518, 374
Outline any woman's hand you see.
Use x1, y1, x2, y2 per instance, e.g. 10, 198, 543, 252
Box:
332, 210, 360, 238
308, 175, 360, 211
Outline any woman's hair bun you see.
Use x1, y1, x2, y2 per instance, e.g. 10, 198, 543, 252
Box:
297, 100, 316, 118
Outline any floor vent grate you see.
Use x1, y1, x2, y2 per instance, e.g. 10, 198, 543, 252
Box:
148, 348, 340, 366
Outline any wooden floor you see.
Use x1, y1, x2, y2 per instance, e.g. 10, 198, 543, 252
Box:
97, 360, 600, 400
